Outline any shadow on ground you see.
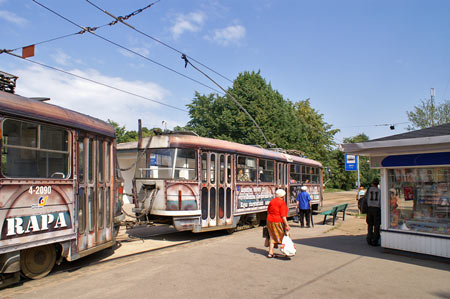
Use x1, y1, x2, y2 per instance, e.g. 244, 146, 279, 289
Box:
293, 234, 450, 270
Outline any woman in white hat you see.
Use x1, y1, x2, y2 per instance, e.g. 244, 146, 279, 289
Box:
266, 189, 290, 258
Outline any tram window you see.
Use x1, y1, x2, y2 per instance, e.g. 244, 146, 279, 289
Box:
219, 187, 225, 218
210, 154, 216, 184
201, 187, 208, 220
258, 159, 274, 183
290, 164, 301, 183
98, 187, 104, 229
136, 148, 196, 180
106, 187, 111, 227
277, 163, 282, 184
226, 156, 231, 184
78, 139, 85, 182
1, 119, 70, 178
88, 187, 95, 232
88, 138, 94, 183
302, 166, 311, 184
237, 156, 256, 182
311, 167, 319, 183
105, 142, 111, 182
219, 155, 225, 184
174, 149, 196, 180
98, 141, 104, 183
201, 153, 207, 183
78, 187, 85, 234
210, 188, 216, 219
226, 187, 231, 218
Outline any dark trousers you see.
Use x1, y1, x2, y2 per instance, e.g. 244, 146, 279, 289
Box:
366, 207, 381, 246
299, 209, 311, 227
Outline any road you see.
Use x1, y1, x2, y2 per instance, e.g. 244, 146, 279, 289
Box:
1, 191, 449, 298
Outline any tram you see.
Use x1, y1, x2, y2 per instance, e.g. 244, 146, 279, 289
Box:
0, 91, 123, 287
132, 133, 323, 232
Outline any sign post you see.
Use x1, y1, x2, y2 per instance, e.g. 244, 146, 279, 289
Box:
345, 154, 360, 190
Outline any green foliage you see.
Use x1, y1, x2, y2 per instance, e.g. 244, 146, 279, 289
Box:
185, 71, 339, 158
325, 133, 380, 190
108, 119, 156, 143
407, 98, 450, 130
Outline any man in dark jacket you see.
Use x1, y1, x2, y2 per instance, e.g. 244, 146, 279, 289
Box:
365, 180, 381, 246
296, 186, 312, 228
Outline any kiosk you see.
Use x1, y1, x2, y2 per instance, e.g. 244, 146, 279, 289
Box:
341, 124, 450, 258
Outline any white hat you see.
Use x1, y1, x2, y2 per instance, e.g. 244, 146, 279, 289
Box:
275, 189, 286, 197
301, 186, 307, 191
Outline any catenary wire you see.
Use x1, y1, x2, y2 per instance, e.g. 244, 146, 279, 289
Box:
181, 54, 273, 148
5, 2, 160, 53
31, 0, 223, 94
85, 0, 234, 84
5, 51, 188, 112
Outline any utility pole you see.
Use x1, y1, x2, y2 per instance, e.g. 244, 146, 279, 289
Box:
431, 88, 435, 126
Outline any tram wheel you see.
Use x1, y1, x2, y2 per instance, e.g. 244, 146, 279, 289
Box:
251, 214, 261, 228
20, 244, 56, 280
226, 228, 236, 234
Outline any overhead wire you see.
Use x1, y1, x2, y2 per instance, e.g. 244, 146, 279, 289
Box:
5, 51, 188, 112
30, 0, 222, 94
181, 54, 273, 148
89, 0, 234, 84
4, 2, 158, 53
85, 0, 234, 84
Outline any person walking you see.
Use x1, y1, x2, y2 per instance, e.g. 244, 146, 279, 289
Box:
296, 186, 312, 228
365, 180, 381, 246
266, 189, 290, 258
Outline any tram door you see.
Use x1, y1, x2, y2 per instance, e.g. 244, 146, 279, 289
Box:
277, 162, 289, 204
77, 136, 112, 253
201, 152, 234, 228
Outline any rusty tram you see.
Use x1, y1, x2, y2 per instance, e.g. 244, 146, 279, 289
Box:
0, 91, 123, 287
131, 133, 323, 232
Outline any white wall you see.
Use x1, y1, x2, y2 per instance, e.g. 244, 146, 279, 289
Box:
117, 151, 137, 204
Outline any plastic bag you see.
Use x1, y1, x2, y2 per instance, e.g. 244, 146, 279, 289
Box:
293, 215, 299, 223
280, 234, 296, 256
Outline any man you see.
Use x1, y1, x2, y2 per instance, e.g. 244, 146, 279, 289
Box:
365, 180, 381, 246
296, 186, 312, 228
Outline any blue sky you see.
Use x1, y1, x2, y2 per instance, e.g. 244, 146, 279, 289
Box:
1, 0, 450, 144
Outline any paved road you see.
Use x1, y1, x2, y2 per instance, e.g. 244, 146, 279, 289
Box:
2, 191, 449, 298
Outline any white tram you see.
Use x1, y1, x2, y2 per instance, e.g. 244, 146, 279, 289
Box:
131, 133, 323, 232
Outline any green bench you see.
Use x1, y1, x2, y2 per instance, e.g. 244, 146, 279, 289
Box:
320, 203, 348, 225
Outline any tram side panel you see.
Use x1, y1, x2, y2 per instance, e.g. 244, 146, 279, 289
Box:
0, 183, 75, 277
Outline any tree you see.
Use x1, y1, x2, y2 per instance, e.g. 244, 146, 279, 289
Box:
108, 120, 156, 143
293, 99, 339, 162
184, 71, 339, 158
407, 98, 450, 130
325, 133, 380, 190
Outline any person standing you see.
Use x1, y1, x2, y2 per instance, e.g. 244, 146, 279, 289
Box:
296, 186, 312, 228
365, 180, 381, 246
266, 189, 290, 258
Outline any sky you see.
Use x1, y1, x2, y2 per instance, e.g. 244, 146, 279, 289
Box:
1, 0, 450, 145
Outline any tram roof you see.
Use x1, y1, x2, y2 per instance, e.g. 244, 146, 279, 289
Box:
0, 91, 115, 138
118, 134, 322, 167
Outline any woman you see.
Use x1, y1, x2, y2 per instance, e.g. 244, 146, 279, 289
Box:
266, 189, 290, 258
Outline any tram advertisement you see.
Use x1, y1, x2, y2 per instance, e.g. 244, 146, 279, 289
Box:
290, 185, 321, 204
236, 186, 273, 210
1, 211, 72, 239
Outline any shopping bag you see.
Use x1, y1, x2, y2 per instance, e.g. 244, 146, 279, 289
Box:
293, 215, 299, 223
280, 234, 296, 256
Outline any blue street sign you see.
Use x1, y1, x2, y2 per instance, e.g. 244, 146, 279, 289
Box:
345, 154, 358, 171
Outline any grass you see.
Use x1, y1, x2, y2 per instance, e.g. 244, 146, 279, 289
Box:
324, 188, 347, 193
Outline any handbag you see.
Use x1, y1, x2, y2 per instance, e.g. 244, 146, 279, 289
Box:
280, 234, 296, 256
262, 226, 269, 238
